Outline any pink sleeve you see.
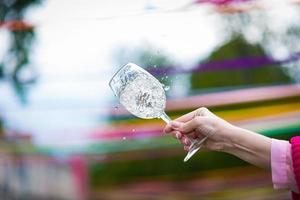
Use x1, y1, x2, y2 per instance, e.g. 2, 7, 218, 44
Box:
271, 139, 299, 193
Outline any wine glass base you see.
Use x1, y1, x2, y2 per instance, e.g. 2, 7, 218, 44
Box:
184, 145, 201, 162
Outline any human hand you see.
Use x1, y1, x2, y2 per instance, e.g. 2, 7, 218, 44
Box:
164, 107, 272, 169
163, 107, 237, 152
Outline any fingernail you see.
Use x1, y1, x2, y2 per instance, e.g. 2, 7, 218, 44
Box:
175, 132, 181, 139
171, 121, 181, 128
184, 138, 190, 145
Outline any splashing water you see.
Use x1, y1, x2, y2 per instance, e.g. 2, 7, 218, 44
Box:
164, 85, 170, 91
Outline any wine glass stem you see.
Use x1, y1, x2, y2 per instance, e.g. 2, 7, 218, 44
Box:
160, 112, 172, 124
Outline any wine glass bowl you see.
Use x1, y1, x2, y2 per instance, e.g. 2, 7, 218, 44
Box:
109, 63, 167, 120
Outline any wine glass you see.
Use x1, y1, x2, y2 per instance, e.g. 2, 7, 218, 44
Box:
109, 63, 207, 162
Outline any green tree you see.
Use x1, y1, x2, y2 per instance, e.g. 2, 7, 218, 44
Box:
0, 0, 42, 103
191, 36, 292, 90
0, 118, 3, 138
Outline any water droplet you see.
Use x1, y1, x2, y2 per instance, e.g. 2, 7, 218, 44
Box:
165, 76, 168, 79
122, 137, 126, 140
153, 65, 157, 68
164, 85, 170, 91
132, 129, 136, 132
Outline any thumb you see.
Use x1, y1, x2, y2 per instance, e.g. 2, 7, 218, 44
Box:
180, 116, 206, 134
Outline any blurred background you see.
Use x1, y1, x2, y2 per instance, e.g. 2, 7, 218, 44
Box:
1, 0, 300, 199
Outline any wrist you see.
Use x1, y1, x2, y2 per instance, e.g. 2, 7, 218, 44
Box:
220, 125, 240, 153
222, 125, 257, 154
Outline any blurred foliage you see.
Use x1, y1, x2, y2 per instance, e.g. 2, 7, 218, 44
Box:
0, 0, 41, 19
0, 63, 3, 77
222, 10, 300, 84
90, 151, 248, 187
9, 29, 36, 82
191, 36, 293, 90
0, 0, 42, 103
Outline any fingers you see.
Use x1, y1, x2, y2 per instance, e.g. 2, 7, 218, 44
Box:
163, 121, 183, 134
180, 116, 206, 134
170, 121, 183, 129
173, 110, 198, 123
169, 130, 208, 152
184, 146, 189, 151
180, 136, 191, 146
190, 131, 198, 139
163, 107, 212, 134
175, 107, 212, 123
195, 107, 213, 117
163, 123, 173, 134
169, 131, 192, 145
169, 130, 182, 139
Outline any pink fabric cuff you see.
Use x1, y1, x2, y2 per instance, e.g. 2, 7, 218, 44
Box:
271, 139, 298, 192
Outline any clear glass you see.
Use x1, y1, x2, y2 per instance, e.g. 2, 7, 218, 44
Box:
109, 63, 207, 162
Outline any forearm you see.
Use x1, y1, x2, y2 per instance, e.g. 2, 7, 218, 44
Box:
223, 126, 272, 170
